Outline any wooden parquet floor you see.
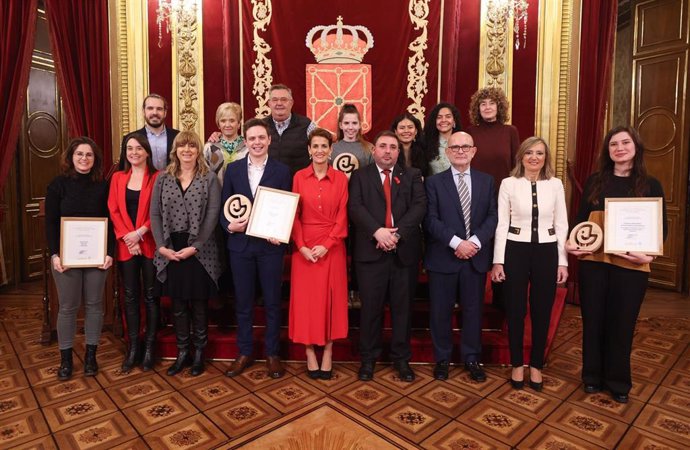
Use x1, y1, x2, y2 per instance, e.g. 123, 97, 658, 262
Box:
0, 289, 689, 449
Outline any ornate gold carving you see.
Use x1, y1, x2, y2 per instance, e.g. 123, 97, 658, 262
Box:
171, 1, 204, 136
251, 0, 273, 118
534, 0, 576, 185
479, 0, 514, 116
406, 0, 430, 124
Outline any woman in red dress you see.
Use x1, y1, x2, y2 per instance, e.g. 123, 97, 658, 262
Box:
289, 128, 349, 380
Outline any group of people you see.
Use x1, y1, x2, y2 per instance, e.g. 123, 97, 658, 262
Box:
46, 83, 665, 404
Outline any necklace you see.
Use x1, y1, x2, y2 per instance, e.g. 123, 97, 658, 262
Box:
220, 136, 244, 155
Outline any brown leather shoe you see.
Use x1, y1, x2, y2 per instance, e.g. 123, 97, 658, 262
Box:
226, 355, 254, 377
266, 355, 285, 379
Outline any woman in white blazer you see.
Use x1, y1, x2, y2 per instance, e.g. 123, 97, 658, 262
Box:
491, 136, 568, 391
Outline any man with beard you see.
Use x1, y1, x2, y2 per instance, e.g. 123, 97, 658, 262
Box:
118, 94, 180, 171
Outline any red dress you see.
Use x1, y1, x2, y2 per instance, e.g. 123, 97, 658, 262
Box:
289, 166, 349, 345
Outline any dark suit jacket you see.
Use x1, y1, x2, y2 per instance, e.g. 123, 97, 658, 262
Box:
220, 156, 292, 253
348, 163, 427, 266
423, 167, 497, 273
118, 126, 180, 170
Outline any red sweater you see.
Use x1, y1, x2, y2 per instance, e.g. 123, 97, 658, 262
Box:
467, 121, 520, 190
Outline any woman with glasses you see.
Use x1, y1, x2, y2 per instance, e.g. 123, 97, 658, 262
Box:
491, 137, 568, 391
46, 137, 114, 380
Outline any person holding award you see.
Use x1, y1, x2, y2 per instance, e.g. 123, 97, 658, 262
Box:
108, 132, 160, 372
289, 128, 349, 380
566, 126, 667, 403
46, 137, 114, 381
150, 131, 223, 377
491, 137, 569, 391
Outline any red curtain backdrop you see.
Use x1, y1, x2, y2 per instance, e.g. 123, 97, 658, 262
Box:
567, 0, 618, 294
0, 0, 37, 195
46, 0, 113, 167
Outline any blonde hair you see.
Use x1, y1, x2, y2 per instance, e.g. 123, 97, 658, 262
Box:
166, 130, 209, 177
215, 102, 242, 128
510, 136, 555, 180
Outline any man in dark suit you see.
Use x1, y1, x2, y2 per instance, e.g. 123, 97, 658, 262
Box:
118, 94, 180, 171
220, 118, 291, 379
424, 131, 497, 381
348, 130, 427, 382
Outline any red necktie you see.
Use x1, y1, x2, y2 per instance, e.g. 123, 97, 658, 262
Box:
382, 169, 392, 228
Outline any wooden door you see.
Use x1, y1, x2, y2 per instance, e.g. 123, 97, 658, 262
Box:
631, 0, 690, 290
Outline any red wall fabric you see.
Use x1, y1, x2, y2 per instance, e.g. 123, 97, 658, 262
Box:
203, 0, 225, 136
511, 0, 539, 140
0, 0, 37, 197
148, 0, 174, 130
46, 0, 112, 167
455, 0, 480, 128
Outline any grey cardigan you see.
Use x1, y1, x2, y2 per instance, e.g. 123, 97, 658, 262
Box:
150, 171, 223, 285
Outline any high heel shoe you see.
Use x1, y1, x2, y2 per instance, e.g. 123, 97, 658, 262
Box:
319, 369, 332, 380
510, 366, 524, 389
529, 367, 543, 392
307, 369, 321, 379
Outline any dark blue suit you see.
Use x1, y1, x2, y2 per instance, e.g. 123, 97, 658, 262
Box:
221, 156, 291, 357
424, 167, 497, 363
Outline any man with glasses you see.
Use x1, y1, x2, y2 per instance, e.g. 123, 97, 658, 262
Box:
266, 84, 316, 175
423, 131, 497, 382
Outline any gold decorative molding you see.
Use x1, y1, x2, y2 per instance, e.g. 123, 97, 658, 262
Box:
108, 0, 149, 162
534, 0, 580, 186
478, 0, 514, 118
171, 1, 204, 138
406, 0, 430, 125
251, 0, 273, 118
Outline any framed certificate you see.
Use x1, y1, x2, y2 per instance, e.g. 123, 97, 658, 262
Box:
604, 198, 663, 255
60, 217, 108, 268
246, 187, 299, 244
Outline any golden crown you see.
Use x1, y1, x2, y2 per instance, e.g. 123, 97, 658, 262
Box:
305, 16, 374, 64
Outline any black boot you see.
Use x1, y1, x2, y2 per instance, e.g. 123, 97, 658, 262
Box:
121, 337, 139, 372
190, 348, 205, 376
167, 299, 191, 376
141, 296, 159, 371
58, 348, 73, 381
84, 344, 98, 376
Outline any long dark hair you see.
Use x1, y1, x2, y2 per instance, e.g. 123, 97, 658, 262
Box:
61, 136, 104, 182
587, 126, 649, 205
121, 132, 156, 173
390, 113, 428, 176
423, 102, 462, 162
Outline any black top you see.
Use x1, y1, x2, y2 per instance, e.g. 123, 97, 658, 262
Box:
125, 188, 140, 226
576, 174, 668, 240
45, 173, 115, 256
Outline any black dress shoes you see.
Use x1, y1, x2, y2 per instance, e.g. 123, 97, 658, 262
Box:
394, 361, 415, 382
612, 392, 629, 403
465, 362, 486, 382
529, 380, 543, 392
433, 361, 450, 381
319, 370, 332, 380
510, 378, 525, 389
358, 361, 375, 381
584, 384, 602, 394
307, 369, 321, 379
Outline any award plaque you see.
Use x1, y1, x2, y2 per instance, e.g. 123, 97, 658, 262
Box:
246, 186, 300, 244
224, 194, 252, 223
60, 217, 108, 268
333, 152, 359, 178
568, 221, 603, 252
604, 197, 663, 255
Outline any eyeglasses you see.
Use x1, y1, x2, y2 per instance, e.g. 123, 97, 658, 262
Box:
269, 97, 291, 103
74, 152, 95, 159
447, 145, 475, 153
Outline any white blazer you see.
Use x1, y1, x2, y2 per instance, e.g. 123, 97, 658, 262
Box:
493, 176, 568, 266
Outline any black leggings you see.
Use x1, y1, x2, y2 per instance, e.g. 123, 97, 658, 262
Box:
119, 256, 158, 343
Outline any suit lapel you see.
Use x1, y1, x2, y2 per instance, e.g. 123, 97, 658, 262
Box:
118, 172, 135, 229
369, 163, 385, 201
391, 165, 404, 204
469, 171, 483, 226
442, 169, 463, 218
238, 158, 253, 200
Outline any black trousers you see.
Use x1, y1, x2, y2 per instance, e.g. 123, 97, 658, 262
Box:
579, 260, 648, 394
356, 253, 415, 363
119, 256, 158, 343
171, 298, 208, 351
503, 241, 558, 369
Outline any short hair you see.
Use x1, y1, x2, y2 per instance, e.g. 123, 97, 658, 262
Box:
121, 132, 156, 173
142, 93, 168, 110
166, 130, 209, 177
373, 130, 402, 149
468, 87, 510, 125
308, 128, 334, 146
244, 118, 270, 135
510, 136, 555, 180
269, 84, 293, 99
215, 102, 243, 128
61, 136, 104, 181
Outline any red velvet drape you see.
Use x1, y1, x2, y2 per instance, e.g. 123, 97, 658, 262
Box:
567, 0, 618, 297
0, 0, 37, 195
45, 0, 112, 167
